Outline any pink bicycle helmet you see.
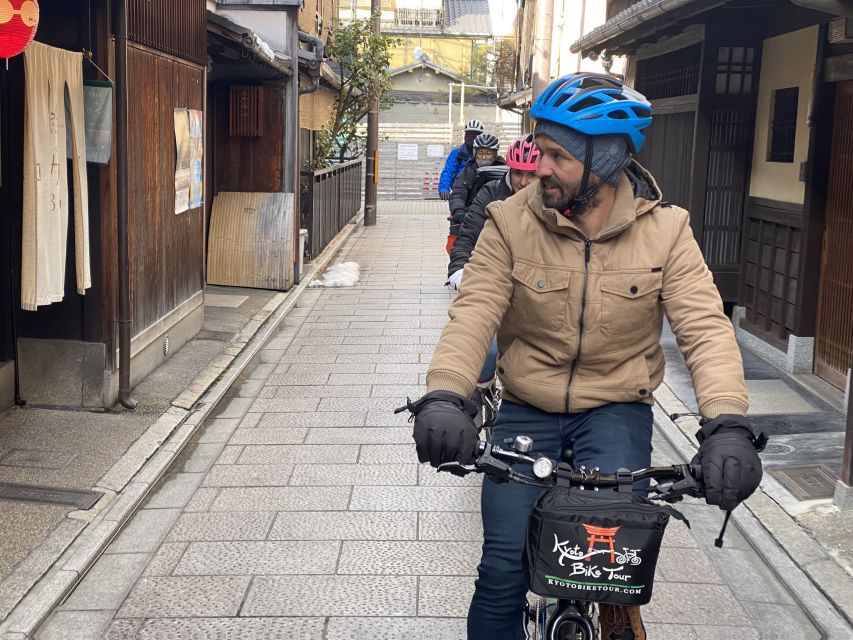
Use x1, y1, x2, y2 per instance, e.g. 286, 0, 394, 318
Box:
505, 134, 540, 171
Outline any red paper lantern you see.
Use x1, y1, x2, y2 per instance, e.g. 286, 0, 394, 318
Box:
0, 0, 39, 60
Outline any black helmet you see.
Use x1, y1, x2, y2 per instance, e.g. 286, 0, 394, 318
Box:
473, 133, 500, 151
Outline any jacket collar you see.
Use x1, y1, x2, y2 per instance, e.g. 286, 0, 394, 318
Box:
526, 160, 662, 241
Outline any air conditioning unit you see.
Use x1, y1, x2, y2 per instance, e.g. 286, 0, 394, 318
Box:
827, 17, 853, 44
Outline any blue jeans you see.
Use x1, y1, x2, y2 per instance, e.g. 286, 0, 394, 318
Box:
477, 337, 499, 383
467, 401, 653, 640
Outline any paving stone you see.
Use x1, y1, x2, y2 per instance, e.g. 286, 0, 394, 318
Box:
144, 473, 204, 509
318, 397, 407, 412
338, 541, 480, 575
300, 344, 380, 354
183, 487, 219, 512
643, 583, 752, 626
265, 372, 331, 385
359, 444, 418, 463
255, 412, 366, 428
739, 600, 820, 638
195, 418, 240, 444
210, 486, 351, 512
419, 512, 483, 541
101, 619, 143, 639
643, 624, 698, 639
337, 352, 421, 364
278, 353, 339, 364
61, 553, 149, 610
657, 547, 723, 584
327, 373, 420, 387
229, 428, 307, 445
35, 610, 114, 639
706, 548, 795, 604
245, 362, 275, 379
142, 542, 188, 576
691, 627, 759, 639
661, 519, 699, 548
166, 512, 276, 542
174, 443, 226, 474
350, 486, 480, 512
325, 617, 467, 640
344, 335, 420, 344
274, 385, 371, 398
211, 397, 254, 419
268, 512, 417, 540
249, 398, 321, 413
418, 576, 475, 617
304, 427, 413, 445
237, 444, 359, 464
108, 508, 182, 554
134, 618, 325, 639
370, 385, 424, 398
172, 540, 338, 575
242, 575, 416, 617
116, 576, 250, 618
289, 463, 417, 486
202, 463, 294, 487
373, 364, 426, 374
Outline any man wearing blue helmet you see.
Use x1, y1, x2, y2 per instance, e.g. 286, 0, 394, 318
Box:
401, 73, 764, 640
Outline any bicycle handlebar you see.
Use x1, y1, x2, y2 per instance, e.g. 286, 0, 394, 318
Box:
438, 439, 705, 503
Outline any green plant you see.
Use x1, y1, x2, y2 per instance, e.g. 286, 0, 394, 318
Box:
311, 14, 402, 169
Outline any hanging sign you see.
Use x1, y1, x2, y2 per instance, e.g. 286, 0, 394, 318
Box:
0, 0, 40, 60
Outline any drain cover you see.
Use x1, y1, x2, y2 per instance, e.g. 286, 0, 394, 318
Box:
763, 443, 795, 455
769, 465, 837, 501
0, 483, 104, 509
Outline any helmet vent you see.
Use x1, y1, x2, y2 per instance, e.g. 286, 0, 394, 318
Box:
569, 96, 602, 112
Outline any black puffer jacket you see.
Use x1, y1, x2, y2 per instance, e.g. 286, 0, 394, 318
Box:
448, 157, 506, 223
447, 176, 514, 276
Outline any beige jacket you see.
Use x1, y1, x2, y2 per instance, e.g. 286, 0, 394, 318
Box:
426, 162, 748, 418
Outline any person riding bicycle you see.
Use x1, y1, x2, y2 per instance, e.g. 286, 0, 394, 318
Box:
446, 134, 540, 396
447, 134, 540, 287
438, 119, 485, 200
447, 133, 506, 253
405, 73, 764, 640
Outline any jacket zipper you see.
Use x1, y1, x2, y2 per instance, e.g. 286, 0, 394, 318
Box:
565, 239, 592, 413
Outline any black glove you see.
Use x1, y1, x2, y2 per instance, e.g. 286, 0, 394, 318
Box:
402, 391, 479, 468
694, 415, 767, 511
439, 191, 450, 201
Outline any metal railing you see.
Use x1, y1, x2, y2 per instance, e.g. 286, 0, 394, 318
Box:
300, 158, 364, 260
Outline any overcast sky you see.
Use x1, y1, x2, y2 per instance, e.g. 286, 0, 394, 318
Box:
489, 0, 516, 36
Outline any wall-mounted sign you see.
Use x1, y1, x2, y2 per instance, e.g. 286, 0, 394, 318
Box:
427, 144, 444, 158
397, 143, 418, 161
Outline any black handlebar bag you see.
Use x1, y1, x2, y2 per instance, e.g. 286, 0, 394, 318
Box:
524, 484, 687, 606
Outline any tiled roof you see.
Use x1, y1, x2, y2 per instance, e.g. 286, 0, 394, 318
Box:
444, 0, 492, 36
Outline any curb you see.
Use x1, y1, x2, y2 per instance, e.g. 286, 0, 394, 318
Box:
652, 382, 853, 639
0, 216, 364, 639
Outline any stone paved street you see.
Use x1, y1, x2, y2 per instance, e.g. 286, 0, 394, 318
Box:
35, 202, 821, 639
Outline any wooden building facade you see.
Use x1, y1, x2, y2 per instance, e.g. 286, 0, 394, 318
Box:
572, 0, 853, 389
1, 0, 207, 410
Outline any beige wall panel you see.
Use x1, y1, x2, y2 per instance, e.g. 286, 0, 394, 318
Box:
749, 25, 819, 204
300, 86, 337, 130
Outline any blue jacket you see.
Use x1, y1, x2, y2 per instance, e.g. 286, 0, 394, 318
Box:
438, 144, 472, 192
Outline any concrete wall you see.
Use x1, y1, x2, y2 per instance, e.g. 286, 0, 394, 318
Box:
392, 68, 455, 93
213, 7, 291, 52
748, 26, 819, 204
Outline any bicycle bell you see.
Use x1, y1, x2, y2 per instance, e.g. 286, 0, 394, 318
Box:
514, 435, 533, 452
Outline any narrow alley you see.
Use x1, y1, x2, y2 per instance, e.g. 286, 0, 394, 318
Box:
31, 202, 823, 640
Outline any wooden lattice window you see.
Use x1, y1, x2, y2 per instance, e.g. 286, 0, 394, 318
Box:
229, 86, 264, 138
768, 87, 798, 163
635, 44, 701, 100
715, 46, 755, 95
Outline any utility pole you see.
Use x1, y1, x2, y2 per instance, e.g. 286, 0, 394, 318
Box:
363, 0, 380, 226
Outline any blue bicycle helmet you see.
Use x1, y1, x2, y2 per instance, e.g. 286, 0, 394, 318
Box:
530, 73, 652, 153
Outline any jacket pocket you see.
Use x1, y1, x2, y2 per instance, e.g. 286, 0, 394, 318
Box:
601, 272, 663, 338
510, 262, 572, 332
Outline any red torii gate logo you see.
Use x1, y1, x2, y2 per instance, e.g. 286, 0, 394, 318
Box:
582, 524, 620, 564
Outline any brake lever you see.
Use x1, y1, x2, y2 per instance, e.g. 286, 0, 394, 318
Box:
437, 461, 477, 477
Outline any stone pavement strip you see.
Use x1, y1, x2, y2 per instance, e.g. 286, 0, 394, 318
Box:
30, 201, 828, 639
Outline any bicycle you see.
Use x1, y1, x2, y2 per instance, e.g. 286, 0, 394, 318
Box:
438, 436, 708, 640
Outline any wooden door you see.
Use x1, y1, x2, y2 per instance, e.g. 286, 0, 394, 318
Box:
815, 80, 853, 388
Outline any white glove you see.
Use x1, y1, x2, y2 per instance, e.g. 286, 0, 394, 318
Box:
447, 269, 464, 290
